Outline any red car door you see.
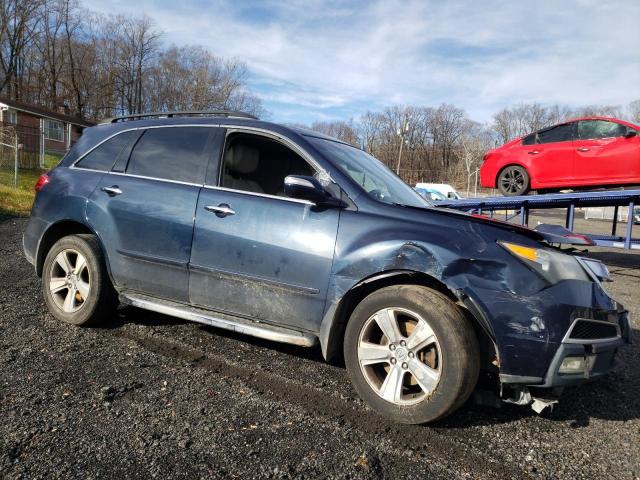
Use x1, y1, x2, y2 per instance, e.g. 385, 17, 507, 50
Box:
526, 122, 576, 186
574, 120, 640, 184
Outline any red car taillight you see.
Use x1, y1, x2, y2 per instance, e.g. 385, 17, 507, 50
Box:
34, 173, 50, 191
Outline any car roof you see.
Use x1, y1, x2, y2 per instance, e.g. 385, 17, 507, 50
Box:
91, 115, 350, 146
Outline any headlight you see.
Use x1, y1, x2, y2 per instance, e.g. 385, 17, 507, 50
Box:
499, 241, 590, 284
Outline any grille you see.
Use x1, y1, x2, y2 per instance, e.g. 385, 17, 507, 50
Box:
569, 319, 619, 340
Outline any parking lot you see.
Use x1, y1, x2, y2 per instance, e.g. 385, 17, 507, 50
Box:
1, 214, 639, 479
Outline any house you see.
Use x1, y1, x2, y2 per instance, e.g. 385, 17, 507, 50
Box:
0, 97, 94, 168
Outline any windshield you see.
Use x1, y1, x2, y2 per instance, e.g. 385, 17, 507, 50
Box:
307, 136, 430, 208
415, 187, 446, 201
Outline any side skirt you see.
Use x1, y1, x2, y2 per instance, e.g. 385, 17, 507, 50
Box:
119, 291, 318, 348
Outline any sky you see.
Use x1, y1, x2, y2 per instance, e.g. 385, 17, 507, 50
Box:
83, 0, 640, 125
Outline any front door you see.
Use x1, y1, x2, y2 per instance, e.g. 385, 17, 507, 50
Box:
86, 126, 217, 302
189, 131, 340, 332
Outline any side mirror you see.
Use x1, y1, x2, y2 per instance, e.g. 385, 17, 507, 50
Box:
625, 128, 637, 138
284, 175, 342, 207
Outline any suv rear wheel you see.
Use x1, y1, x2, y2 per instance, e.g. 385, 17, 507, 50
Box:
344, 285, 479, 424
42, 234, 117, 326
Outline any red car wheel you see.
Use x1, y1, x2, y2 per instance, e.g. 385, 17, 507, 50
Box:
497, 166, 530, 196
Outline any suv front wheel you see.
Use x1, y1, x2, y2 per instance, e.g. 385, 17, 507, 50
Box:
42, 234, 117, 326
344, 285, 479, 424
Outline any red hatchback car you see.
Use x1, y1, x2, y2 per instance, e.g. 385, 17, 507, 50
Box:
480, 117, 640, 196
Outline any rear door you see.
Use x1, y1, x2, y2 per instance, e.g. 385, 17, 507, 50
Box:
189, 130, 340, 332
574, 120, 640, 183
86, 126, 219, 302
526, 122, 576, 186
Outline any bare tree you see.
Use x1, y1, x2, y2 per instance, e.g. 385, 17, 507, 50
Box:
310, 120, 359, 145
0, 0, 43, 98
629, 99, 640, 124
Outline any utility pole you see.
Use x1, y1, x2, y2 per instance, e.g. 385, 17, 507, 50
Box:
395, 111, 409, 175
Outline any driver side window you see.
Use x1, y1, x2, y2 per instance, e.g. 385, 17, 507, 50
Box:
220, 133, 315, 196
578, 120, 626, 140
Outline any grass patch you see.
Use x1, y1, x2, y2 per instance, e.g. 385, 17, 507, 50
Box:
44, 152, 64, 170
0, 184, 34, 216
0, 167, 43, 216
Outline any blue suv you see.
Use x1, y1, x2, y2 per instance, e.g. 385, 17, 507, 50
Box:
23, 111, 631, 424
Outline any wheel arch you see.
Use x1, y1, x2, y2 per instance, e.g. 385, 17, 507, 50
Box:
36, 220, 109, 279
320, 269, 498, 370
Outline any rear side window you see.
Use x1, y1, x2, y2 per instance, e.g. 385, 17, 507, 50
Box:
578, 120, 626, 140
126, 127, 211, 184
75, 131, 134, 171
536, 123, 574, 144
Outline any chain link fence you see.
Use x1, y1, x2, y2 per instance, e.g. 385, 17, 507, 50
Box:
0, 125, 19, 187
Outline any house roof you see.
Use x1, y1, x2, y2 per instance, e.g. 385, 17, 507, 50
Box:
0, 97, 95, 127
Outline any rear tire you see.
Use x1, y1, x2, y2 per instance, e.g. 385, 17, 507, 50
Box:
42, 234, 117, 326
344, 285, 479, 424
497, 165, 530, 196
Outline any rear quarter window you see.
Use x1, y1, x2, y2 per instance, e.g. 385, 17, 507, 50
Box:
75, 131, 134, 171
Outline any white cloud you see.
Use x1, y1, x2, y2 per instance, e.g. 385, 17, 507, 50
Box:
83, 0, 640, 123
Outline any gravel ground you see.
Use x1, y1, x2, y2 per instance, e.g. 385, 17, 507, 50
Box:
1, 214, 639, 479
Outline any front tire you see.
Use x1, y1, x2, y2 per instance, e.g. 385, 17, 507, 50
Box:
42, 234, 117, 326
344, 285, 479, 424
497, 165, 530, 196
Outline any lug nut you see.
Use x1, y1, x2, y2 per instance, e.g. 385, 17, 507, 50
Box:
390, 358, 397, 365
402, 362, 408, 369
389, 344, 396, 351
400, 340, 406, 347
408, 351, 415, 358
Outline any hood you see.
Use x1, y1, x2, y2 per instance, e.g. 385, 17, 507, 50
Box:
421, 206, 593, 247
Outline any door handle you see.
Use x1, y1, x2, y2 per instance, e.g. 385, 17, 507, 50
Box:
527, 150, 540, 155
576, 147, 590, 152
205, 204, 236, 217
101, 186, 122, 196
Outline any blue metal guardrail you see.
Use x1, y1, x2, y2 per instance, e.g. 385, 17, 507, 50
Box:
435, 189, 640, 250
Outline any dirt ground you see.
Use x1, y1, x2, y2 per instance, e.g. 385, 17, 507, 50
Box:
1, 214, 638, 479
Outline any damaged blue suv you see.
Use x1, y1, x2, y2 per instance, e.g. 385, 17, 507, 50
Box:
23, 111, 631, 424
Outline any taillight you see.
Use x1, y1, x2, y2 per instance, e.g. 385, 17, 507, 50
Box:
35, 173, 49, 191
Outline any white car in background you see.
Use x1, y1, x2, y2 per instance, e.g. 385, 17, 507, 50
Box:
415, 183, 463, 200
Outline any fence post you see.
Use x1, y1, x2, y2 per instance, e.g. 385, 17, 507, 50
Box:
14, 132, 18, 187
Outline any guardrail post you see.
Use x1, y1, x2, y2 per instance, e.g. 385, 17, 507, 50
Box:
625, 202, 634, 249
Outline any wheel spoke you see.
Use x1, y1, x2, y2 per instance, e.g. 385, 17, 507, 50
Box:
379, 366, 404, 402
76, 280, 90, 300
358, 341, 390, 365
407, 358, 439, 394
74, 254, 87, 275
62, 288, 77, 312
374, 309, 403, 344
406, 320, 436, 351
49, 277, 68, 294
55, 251, 72, 274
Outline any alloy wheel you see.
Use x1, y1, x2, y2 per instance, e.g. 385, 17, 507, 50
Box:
48, 249, 91, 313
357, 307, 442, 405
499, 166, 526, 194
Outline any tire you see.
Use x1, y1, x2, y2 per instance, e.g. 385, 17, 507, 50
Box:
42, 234, 117, 326
497, 165, 530, 196
344, 285, 479, 424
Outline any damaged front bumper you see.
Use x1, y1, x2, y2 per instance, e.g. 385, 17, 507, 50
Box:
499, 310, 631, 413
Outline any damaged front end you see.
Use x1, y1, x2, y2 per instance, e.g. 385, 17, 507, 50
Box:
464, 253, 632, 415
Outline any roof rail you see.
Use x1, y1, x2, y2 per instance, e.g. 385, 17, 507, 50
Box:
101, 110, 258, 124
